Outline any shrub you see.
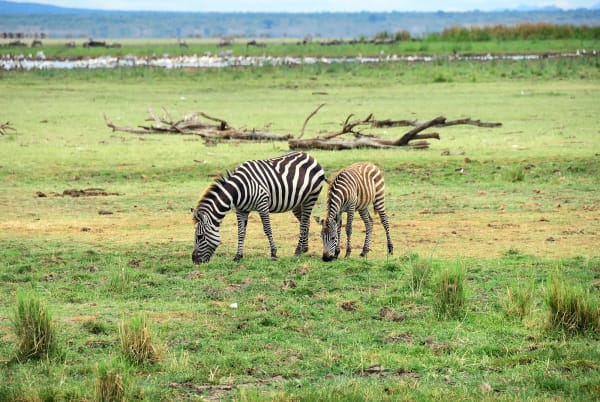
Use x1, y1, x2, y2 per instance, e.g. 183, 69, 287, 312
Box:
94, 362, 126, 402
546, 275, 600, 334
12, 291, 57, 361
434, 264, 466, 319
119, 316, 161, 365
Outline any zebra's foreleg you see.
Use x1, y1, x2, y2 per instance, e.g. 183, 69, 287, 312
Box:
334, 215, 342, 258
344, 209, 355, 258
234, 211, 249, 261
258, 209, 278, 261
359, 208, 374, 257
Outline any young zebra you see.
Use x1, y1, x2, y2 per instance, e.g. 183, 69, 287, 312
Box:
191, 152, 325, 264
316, 162, 393, 262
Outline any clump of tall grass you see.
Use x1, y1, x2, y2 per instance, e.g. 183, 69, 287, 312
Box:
501, 165, 525, 182
433, 264, 466, 319
546, 275, 599, 334
12, 291, 57, 361
409, 259, 432, 295
119, 316, 161, 365
109, 266, 133, 294
502, 281, 534, 320
94, 361, 127, 402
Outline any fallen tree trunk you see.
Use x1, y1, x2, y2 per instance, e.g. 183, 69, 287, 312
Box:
103, 108, 292, 143
104, 106, 501, 150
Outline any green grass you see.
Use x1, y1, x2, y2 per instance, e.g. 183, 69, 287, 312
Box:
1, 50, 599, 400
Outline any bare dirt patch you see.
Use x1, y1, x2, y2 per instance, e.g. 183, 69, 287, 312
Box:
1, 201, 597, 259
36, 188, 121, 198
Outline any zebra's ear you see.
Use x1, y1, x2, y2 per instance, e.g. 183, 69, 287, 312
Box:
314, 216, 324, 226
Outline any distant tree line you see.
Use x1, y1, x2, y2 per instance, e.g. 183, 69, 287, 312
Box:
376, 23, 600, 42
1, 11, 598, 39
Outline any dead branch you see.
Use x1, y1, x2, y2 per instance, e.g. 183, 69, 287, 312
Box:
443, 118, 502, 128
104, 109, 292, 143
104, 114, 150, 134
289, 110, 501, 150
395, 116, 447, 146
0, 121, 16, 135
299, 103, 325, 139
199, 112, 230, 131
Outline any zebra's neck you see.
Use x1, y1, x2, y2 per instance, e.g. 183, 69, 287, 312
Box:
325, 188, 345, 222
325, 172, 354, 221
197, 178, 237, 226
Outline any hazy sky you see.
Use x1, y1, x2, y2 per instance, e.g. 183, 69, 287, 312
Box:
7, 0, 599, 12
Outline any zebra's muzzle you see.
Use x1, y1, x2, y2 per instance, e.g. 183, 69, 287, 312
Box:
322, 253, 337, 262
192, 250, 207, 264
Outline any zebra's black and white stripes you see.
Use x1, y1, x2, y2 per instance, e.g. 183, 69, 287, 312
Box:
192, 152, 325, 264
316, 162, 393, 262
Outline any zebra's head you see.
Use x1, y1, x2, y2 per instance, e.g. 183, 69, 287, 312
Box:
315, 216, 340, 262
192, 209, 221, 264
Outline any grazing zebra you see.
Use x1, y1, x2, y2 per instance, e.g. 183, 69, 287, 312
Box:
316, 162, 393, 262
191, 152, 325, 264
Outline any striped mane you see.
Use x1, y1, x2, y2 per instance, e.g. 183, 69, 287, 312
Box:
192, 171, 232, 223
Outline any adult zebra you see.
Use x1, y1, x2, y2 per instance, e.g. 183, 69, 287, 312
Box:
316, 162, 393, 262
191, 152, 325, 264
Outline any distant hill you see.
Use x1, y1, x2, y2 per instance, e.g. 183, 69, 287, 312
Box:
0, 0, 88, 13
1, 0, 599, 39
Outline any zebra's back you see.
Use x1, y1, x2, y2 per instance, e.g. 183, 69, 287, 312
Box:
329, 162, 385, 212
232, 152, 325, 213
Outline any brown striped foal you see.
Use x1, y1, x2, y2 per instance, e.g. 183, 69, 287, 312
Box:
316, 162, 393, 262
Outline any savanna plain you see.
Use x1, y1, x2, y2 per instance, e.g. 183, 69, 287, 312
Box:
1, 41, 599, 401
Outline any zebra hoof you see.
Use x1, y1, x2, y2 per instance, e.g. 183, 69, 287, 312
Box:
271, 255, 279, 261
233, 255, 243, 262
294, 247, 308, 256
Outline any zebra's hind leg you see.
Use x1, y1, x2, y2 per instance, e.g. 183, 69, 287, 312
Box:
378, 209, 394, 256
234, 211, 249, 262
359, 208, 374, 257
258, 209, 278, 261
292, 206, 309, 256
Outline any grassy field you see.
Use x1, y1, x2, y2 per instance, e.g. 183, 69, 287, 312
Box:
1, 49, 599, 400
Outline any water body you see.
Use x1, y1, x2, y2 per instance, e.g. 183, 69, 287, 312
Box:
0, 51, 592, 71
